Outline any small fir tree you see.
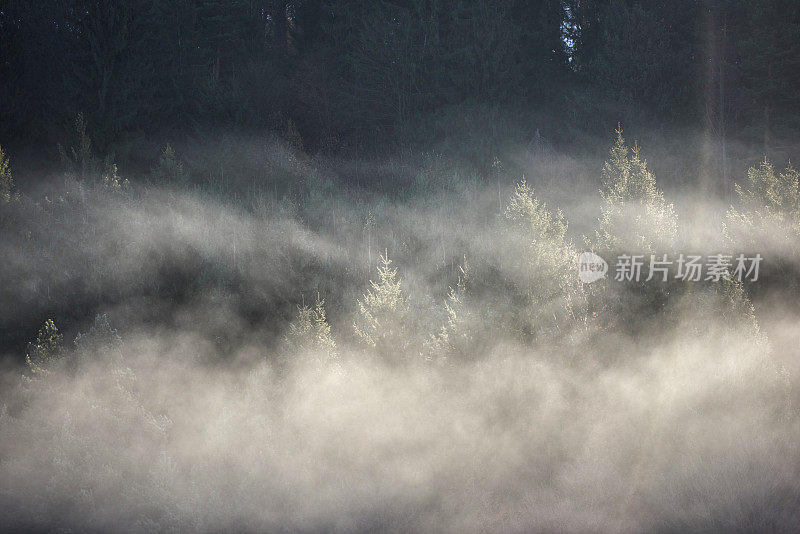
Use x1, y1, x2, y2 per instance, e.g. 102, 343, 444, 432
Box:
425, 256, 472, 362
354, 251, 410, 360
504, 179, 586, 341
725, 159, 800, 252
287, 295, 337, 360
26, 319, 64, 374
58, 113, 98, 180
151, 144, 189, 186
0, 145, 18, 203
595, 127, 677, 253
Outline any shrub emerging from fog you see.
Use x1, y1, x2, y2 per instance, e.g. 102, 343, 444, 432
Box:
725, 159, 800, 253
286, 295, 337, 361
26, 316, 125, 376
25, 319, 63, 374
668, 276, 765, 343
424, 257, 472, 362
74, 314, 124, 365
505, 180, 568, 248
4, 320, 168, 533
58, 113, 100, 181
101, 163, 130, 193
151, 144, 189, 187
0, 145, 17, 203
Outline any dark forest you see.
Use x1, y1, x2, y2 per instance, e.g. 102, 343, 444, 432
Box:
1, 2, 800, 532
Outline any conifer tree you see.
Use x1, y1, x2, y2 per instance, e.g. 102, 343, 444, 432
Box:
287, 295, 337, 360
58, 113, 98, 181
74, 314, 124, 363
594, 127, 677, 253
725, 159, 800, 255
151, 145, 189, 186
26, 319, 64, 374
354, 251, 410, 361
587, 129, 678, 332
425, 257, 472, 362
0, 145, 17, 203
504, 179, 585, 341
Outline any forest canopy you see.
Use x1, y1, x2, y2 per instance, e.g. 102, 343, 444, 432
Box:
1, 0, 799, 158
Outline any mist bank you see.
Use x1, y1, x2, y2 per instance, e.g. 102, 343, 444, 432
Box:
1, 129, 799, 531
1, 321, 795, 533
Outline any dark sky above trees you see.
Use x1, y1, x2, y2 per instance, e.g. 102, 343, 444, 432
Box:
1, 0, 798, 159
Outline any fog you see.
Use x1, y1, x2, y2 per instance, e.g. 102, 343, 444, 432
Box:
1, 133, 799, 532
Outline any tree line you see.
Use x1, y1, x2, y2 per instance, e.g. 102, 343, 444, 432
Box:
1, 0, 799, 156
